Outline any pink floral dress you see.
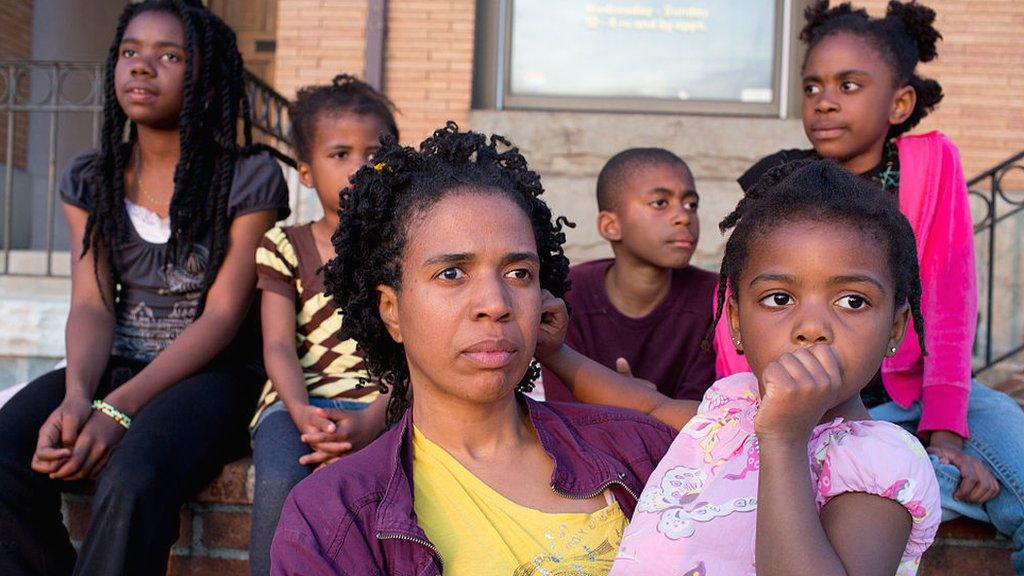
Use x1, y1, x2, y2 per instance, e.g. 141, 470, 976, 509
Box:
611, 372, 940, 576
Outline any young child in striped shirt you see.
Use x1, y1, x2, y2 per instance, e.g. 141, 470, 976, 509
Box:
248, 74, 399, 576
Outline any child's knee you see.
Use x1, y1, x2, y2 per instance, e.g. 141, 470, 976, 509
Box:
255, 461, 308, 493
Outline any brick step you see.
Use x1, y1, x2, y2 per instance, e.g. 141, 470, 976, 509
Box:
921, 518, 1013, 575
62, 460, 1014, 575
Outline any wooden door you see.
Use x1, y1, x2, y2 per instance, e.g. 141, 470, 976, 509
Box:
208, 0, 278, 84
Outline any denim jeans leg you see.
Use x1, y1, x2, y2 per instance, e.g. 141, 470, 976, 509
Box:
250, 410, 314, 576
959, 381, 1024, 574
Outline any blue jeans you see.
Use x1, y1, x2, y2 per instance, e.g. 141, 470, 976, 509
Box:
870, 381, 1024, 574
249, 399, 371, 576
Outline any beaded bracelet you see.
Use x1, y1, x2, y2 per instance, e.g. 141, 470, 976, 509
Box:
92, 400, 132, 430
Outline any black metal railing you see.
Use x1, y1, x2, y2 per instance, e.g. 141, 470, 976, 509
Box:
0, 60, 299, 277
0, 60, 104, 275
245, 70, 294, 159
969, 151, 1024, 373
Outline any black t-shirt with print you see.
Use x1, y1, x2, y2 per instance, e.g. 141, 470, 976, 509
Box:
60, 150, 290, 367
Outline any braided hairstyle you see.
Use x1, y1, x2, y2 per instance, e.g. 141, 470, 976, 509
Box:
84, 0, 256, 309
290, 74, 399, 163
321, 122, 574, 425
801, 0, 943, 139
707, 159, 926, 355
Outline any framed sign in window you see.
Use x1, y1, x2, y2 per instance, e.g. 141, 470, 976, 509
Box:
476, 0, 796, 116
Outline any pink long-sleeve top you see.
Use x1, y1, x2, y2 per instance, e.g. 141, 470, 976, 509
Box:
714, 131, 976, 438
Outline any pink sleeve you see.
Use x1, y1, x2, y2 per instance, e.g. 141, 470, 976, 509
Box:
894, 134, 975, 437
815, 422, 941, 561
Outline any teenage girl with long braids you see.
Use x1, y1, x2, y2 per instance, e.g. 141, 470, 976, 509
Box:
0, 2, 288, 574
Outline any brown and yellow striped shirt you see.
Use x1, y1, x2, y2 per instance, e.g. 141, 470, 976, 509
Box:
251, 224, 377, 428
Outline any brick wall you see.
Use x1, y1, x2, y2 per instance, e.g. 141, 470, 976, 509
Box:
0, 0, 33, 168
857, 0, 1024, 178
384, 0, 476, 144
273, 0, 368, 100
272, 0, 476, 146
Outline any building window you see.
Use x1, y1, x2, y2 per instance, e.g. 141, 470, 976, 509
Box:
475, 0, 799, 116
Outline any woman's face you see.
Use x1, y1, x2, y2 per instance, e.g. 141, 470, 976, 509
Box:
114, 10, 187, 129
377, 189, 542, 407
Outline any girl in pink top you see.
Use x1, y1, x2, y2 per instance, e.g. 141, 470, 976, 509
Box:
546, 160, 941, 575
716, 2, 1024, 572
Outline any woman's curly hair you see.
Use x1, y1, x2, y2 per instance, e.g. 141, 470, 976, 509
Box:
704, 159, 926, 356
321, 122, 574, 424
801, 0, 944, 139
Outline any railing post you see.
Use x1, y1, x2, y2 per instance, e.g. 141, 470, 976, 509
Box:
3, 63, 15, 274
986, 179, 996, 367
45, 63, 60, 276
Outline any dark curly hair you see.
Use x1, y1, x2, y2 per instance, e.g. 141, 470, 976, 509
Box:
289, 73, 399, 163
801, 0, 943, 139
706, 159, 926, 356
84, 0, 271, 310
321, 122, 574, 424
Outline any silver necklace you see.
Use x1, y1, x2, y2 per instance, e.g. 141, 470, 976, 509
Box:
132, 145, 172, 207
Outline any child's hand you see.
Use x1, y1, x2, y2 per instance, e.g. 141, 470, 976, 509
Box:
756, 345, 842, 443
928, 430, 1000, 503
298, 406, 384, 466
535, 290, 568, 363
288, 403, 339, 437
615, 358, 658, 391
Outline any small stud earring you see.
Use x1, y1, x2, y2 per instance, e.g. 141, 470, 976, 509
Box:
889, 345, 898, 355
733, 337, 742, 348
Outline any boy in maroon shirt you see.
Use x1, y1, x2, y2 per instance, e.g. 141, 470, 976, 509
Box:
542, 148, 717, 402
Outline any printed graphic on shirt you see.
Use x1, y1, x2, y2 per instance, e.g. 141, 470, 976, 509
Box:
113, 245, 207, 361
512, 504, 625, 576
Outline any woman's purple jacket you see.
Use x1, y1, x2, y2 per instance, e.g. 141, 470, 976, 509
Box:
271, 395, 676, 575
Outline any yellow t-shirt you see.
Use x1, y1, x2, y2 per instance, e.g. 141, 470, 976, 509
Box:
412, 426, 628, 576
